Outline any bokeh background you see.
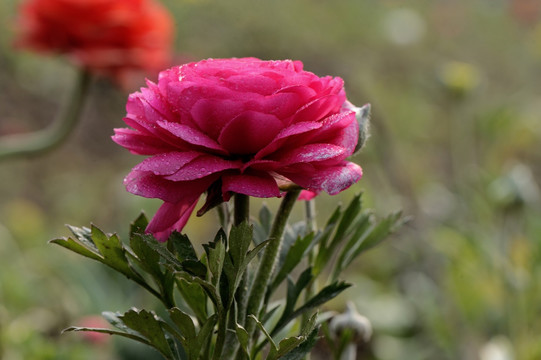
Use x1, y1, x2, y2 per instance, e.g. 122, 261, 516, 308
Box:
1, 0, 541, 359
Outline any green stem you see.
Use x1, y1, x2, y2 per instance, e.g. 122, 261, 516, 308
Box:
221, 193, 250, 359
302, 199, 318, 339
0, 70, 92, 160
244, 189, 301, 341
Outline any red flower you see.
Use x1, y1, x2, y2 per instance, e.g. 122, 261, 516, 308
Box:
16, 0, 174, 82
113, 58, 363, 240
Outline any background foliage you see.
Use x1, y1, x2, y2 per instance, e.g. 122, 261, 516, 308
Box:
1, 0, 541, 359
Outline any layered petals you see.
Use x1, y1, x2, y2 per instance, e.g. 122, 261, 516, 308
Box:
113, 58, 365, 240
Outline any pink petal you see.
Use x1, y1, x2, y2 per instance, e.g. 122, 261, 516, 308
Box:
190, 98, 246, 139
255, 121, 323, 159
288, 94, 344, 125
112, 128, 174, 155
218, 111, 283, 154
271, 143, 346, 165
164, 155, 242, 181
156, 120, 228, 154
282, 161, 363, 195
124, 170, 217, 203
222, 171, 281, 198
146, 199, 200, 242
298, 190, 318, 201
133, 151, 202, 175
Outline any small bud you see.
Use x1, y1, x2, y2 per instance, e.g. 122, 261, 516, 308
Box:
349, 103, 371, 155
329, 301, 372, 343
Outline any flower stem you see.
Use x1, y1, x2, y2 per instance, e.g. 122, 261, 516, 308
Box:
221, 193, 251, 359
0, 69, 92, 160
244, 189, 301, 341
233, 193, 250, 226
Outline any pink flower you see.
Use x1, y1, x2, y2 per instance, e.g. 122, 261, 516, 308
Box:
113, 58, 363, 240
16, 0, 174, 83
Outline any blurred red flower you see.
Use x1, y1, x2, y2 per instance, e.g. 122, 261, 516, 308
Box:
16, 0, 174, 83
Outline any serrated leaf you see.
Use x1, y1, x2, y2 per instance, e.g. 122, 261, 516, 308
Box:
63, 326, 150, 344
181, 259, 207, 278
119, 308, 174, 359
90, 225, 134, 277
170, 231, 199, 262
49, 236, 102, 261
130, 233, 162, 278
175, 278, 208, 322
130, 213, 149, 237
168, 308, 197, 358
280, 327, 319, 360
134, 234, 183, 270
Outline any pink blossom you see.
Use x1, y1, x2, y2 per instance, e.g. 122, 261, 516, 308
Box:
113, 58, 363, 240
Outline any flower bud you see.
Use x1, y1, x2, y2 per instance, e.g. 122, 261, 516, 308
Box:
351, 103, 371, 155
329, 301, 372, 343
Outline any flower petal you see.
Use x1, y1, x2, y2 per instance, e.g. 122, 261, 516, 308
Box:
218, 111, 283, 154
164, 155, 242, 181
222, 171, 281, 198
146, 199, 200, 242
112, 128, 173, 155
282, 161, 363, 195
132, 151, 202, 175
124, 169, 217, 203
156, 120, 228, 154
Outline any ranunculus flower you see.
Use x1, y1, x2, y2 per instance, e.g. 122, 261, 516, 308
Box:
113, 58, 363, 240
16, 0, 174, 82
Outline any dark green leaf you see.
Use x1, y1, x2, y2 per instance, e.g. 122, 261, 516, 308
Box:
235, 323, 251, 359
280, 327, 319, 360
181, 259, 207, 278
170, 231, 199, 262
196, 314, 218, 355
332, 211, 405, 281
90, 225, 134, 277
271, 268, 313, 336
119, 308, 174, 359
130, 213, 149, 237
63, 326, 150, 344
175, 278, 208, 322
271, 232, 314, 292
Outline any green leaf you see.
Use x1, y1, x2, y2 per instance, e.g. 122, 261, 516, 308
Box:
267, 314, 319, 360
169, 308, 197, 340
271, 268, 313, 336
89, 225, 135, 278
271, 232, 314, 292
196, 314, 218, 356
273, 280, 349, 336
229, 222, 253, 269
235, 323, 251, 359
130, 233, 162, 279
249, 314, 277, 352
63, 326, 150, 344
119, 308, 175, 359
175, 278, 208, 322
332, 211, 405, 281
130, 213, 149, 237
134, 234, 183, 270
168, 308, 197, 359
170, 231, 199, 262
280, 327, 319, 360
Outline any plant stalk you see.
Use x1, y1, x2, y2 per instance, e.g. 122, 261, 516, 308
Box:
244, 189, 301, 342
0, 69, 92, 160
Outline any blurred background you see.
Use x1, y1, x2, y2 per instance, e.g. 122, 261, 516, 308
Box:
1, 0, 541, 359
